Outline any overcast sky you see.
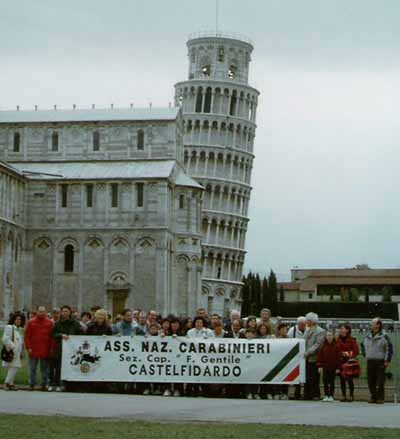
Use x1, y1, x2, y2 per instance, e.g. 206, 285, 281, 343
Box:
1, 0, 399, 280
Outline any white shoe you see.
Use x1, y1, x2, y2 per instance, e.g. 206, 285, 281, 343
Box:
254, 394, 261, 400
47, 386, 54, 392
329, 396, 334, 402
163, 389, 171, 397
143, 388, 150, 396
246, 393, 253, 400
55, 386, 63, 392
173, 390, 180, 397
280, 394, 288, 400
322, 396, 330, 402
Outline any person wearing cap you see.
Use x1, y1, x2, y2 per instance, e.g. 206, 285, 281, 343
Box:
304, 312, 325, 400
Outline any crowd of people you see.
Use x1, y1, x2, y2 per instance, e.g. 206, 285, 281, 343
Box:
1, 305, 394, 404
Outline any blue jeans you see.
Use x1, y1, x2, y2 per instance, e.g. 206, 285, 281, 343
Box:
29, 357, 48, 387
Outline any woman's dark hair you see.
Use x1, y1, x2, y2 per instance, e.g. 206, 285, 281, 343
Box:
170, 317, 181, 326
277, 322, 288, 331
182, 317, 193, 329
193, 316, 206, 327
61, 305, 72, 313
8, 311, 26, 328
161, 318, 170, 326
81, 311, 92, 319
340, 323, 352, 335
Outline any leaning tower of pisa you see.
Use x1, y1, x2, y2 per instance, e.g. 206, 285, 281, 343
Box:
175, 31, 259, 316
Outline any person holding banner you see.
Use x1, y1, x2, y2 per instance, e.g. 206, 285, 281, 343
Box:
288, 316, 307, 400
170, 317, 183, 337
186, 317, 213, 396
304, 312, 325, 401
244, 328, 261, 400
134, 312, 149, 335
87, 309, 113, 336
187, 317, 213, 339
212, 319, 226, 338
225, 319, 245, 339
114, 309, 137, 336
52, 305, 82, 392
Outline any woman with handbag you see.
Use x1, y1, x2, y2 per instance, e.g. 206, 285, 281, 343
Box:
336, 323, 360, 402
2, 311, 26, 390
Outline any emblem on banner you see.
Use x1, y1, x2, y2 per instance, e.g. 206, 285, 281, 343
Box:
70, 340, 101, 374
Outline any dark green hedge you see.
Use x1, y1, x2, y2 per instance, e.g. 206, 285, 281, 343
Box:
275, 301, 398, 320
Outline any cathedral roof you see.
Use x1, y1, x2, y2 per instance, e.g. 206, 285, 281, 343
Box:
11, 160, 176, 180
10, 160, 203, 189
0, 107, 179, 124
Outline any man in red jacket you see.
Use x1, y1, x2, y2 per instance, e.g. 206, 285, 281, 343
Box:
24, 306, 54, 391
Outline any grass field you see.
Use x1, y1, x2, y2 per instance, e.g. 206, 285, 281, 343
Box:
0, 416, 399, 439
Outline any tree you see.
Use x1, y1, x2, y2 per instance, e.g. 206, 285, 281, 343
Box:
268, 270, 278, 314
382, 286, 393, 302
261, 277, 269, 309
279, 285, 285, 302
241, 273, 251, 316
348, 288, 360, 302
252, 273, 261, 315
364, 287, 370, 303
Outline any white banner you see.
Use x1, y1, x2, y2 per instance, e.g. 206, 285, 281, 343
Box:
62, 336, 305, 384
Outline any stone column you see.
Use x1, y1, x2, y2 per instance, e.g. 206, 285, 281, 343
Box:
210, 89, 215, 113
210, 188, 215, 210
206, 219, 211, 243
211, 255, 217, 279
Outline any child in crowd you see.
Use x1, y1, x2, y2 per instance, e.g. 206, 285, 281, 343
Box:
317, 330, 340, 402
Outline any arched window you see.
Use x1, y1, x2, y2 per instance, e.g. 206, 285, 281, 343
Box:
64, 244, 74, 272
204, 87, 212, 113
137, 130, 144, 150
52, 132, 59, 151
93, 131, 100, 151
218, 46, 225, 62
230, 90, 237, 116
179, 194, 185, 209
13, 132, 20, 152
195, 88, 203, 113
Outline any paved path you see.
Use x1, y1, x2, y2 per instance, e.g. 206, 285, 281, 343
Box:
0, 391, 399, 428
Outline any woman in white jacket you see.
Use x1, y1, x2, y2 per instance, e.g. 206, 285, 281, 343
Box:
2, 312, 26, 390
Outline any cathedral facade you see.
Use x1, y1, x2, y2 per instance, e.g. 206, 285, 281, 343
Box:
0, 33, 258, 319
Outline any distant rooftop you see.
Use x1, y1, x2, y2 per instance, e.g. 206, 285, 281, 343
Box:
0, 107, 179, 124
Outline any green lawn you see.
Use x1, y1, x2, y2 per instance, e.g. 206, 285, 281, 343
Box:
0, 416, 398, 439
